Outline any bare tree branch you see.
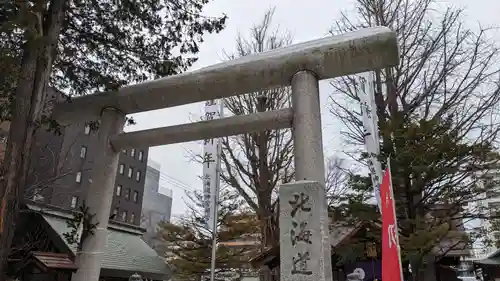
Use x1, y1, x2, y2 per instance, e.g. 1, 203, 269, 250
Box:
329, 0, 500, 279
215, 9, 295, 281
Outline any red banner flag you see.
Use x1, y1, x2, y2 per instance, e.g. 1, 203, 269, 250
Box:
381, 165, 404, 281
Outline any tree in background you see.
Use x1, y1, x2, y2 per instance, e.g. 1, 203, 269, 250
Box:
0, 1, 226, 277
158, 188, 259, 281
217, 8, 292, 281
329, 0, 500, 280
218, 10, 349, 280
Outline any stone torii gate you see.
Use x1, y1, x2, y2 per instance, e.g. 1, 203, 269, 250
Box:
52, 26, 399, 281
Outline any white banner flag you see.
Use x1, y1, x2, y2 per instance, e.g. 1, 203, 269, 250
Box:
358, 72, 383, 211
202, 99, 223, 231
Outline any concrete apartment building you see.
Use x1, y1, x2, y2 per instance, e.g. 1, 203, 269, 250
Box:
141, 159, 173, 252
467, 173, 500, 259
45, 120, 149, 225
3, 88, 149, 226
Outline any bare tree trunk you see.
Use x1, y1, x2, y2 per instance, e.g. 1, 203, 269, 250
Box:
256, 96, 279, 281
0, 0, 65, 277
259, 267, 279, 281
217, 9, 292, 281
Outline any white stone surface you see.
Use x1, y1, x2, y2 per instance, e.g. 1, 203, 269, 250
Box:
71, 108, 125, 281
291, 71, 325, 184
53, 27, 398, 124
280, 181, 332, 281
109, 108, 293, 149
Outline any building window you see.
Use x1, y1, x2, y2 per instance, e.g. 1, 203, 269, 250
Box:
116, 185, 122, 196
121, 211, 127, 222
119, 164, 124, 175
84, 125, 90, 135
113, 208, 119, 218
125, 189, 131, 200
75, 172, 82, 183
131, 148, 136, 158
130, 213, 135, 224
133, 191, 139, 203
80, 146, 87, 159
138, 151, 144, 161
71, 196, 78, 208
135, 171, 141, 182
127, 167, 133, 178
122, 149, 127, 155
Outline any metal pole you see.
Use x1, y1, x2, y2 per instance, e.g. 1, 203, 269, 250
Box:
291, 70, 326, 184
209, 194, 218, 281
72, 107, 125, 281
209, 102, 223, 281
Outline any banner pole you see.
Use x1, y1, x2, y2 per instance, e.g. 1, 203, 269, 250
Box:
209, 101, 223, 281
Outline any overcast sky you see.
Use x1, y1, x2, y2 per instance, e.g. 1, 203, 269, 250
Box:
125, 0, 500, 218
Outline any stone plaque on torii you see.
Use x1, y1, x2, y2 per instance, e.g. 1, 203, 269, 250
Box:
52, 26, 399, 281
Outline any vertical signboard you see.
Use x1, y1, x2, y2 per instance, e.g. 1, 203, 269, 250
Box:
280, 181, 333, 281
202, 99, 222, 231
358, 72, 383, 210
